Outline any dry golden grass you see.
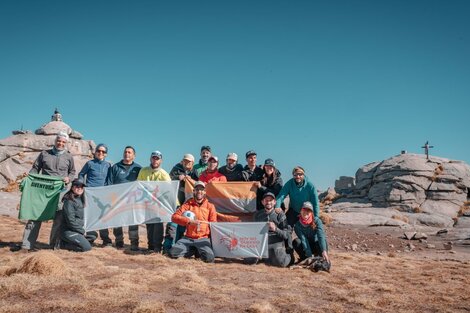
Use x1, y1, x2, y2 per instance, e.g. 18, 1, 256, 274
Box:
391, 214, 409, 223
1, 216, 470, 312
320, 212, 332, 225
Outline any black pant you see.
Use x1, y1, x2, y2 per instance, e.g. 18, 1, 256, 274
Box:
293, 237, 323, 261
147, 222, 163, 251
100, 225, 139, 245
286, 209, 299, 227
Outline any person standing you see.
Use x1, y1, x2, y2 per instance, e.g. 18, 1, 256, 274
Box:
218, 152, 244, 181
193, 145, 212, 178
169, 181, 217, 263
78, 143, 112, 246
256, 158, 283, 210
242, 150, 264, 182
137, 150, 171, 253
104, 146, 142, 250
61, 179, 97, 252
276, 166, 320, 227
169, 153, 197, 205
19, 131, 76, 251
198, 156, 227, 183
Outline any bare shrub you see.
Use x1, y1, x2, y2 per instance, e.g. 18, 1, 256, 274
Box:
391, 215, 409, 223
320, 212, 332, 225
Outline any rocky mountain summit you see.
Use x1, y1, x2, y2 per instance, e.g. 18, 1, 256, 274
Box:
326, 153, 470, 229
0, 110, 95, 191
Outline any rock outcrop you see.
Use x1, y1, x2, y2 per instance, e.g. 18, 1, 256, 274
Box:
0, 110, 95, 190
329, 153, 470, 228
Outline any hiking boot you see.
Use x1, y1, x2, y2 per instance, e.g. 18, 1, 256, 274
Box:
130, 244, 140, 251
102, 241, 113, 248
115, 241, 124, 249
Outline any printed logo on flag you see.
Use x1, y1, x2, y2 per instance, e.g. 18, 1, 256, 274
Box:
211, 222, 268, 259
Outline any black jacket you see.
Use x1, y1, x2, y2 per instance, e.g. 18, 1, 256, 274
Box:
253, 208, 291, 245
218, 164, 244, 181
242, 165, 264, 182
63, 196, 86, 234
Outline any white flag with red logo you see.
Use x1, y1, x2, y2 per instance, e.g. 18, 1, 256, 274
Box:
210, 222, 269, 258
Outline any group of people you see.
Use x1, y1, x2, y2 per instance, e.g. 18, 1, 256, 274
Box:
17, 132, 330, 268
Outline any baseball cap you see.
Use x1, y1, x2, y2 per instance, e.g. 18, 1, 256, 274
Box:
201, 145, 211, 152
262, 192, 276, 200
264, 158, 275, 167
72, 178, 86, 187
151, 151, 162, 159
194, 181, 206, 189
183, 153, 195, 162
301, 201, 314, 211
245, 150, 257, 158
226, 152, 238, 161
208, 156, 219, 163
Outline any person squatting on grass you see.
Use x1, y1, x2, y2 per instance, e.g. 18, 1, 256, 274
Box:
293, 201, 330, 264
61, 179, 97, 252
168, 181, 217, 263
245, 191, 294, 267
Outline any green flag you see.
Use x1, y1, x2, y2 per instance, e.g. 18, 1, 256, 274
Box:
19, 173, 65, 221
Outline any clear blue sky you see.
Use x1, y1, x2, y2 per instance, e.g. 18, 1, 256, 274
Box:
1, 1, 469, 190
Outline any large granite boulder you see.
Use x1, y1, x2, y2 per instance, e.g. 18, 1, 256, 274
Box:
0, 110, 95, 190
330, 153, 470, 228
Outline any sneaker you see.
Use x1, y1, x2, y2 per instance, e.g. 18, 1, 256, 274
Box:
102, 242, 113, 248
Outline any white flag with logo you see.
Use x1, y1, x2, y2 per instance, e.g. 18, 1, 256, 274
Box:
210, 222, 269, 259
84, 181, 179, 231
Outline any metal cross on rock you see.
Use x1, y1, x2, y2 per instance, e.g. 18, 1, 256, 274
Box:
421, 141, 434, 160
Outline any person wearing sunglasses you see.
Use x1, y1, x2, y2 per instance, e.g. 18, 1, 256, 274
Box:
78, 143, 112, 246
275, 166, 320, 226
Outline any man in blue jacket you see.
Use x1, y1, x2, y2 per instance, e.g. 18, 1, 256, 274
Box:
78, 143, 112, 246
276, 166, 320, 226
104, 146, 142, 250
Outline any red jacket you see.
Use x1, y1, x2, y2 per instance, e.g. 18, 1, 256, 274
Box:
172, 198, 217, 239
199, 170, 227, 184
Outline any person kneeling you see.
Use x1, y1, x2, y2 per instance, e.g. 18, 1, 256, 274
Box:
293, 202, 330, 265
168, 181, 217, 263
61, 179, 96, 252
246, 192, 293, 267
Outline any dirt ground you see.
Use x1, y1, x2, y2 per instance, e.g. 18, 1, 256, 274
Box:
1, 215, 469, 313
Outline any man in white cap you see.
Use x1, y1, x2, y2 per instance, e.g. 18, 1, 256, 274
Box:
19, 131, 76, 252
169, 153, 198, 204
218, 152, 244, 181
137, 150, 171, 253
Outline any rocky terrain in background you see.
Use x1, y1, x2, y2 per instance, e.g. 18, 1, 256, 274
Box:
323, 153, 470, 233
0, 110, 95, 192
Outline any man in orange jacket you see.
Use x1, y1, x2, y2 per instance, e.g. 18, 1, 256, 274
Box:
168, 181, 217, 263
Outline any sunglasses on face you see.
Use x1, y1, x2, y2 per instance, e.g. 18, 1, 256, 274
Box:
293, 173, 304, 177
96, 150, 107, 154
